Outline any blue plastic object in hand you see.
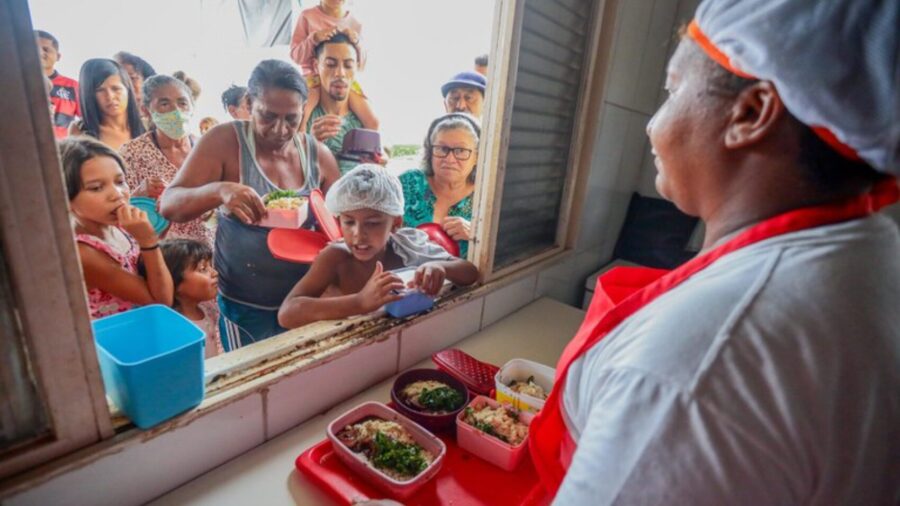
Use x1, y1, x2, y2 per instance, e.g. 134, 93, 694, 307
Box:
385, 290, 434, 318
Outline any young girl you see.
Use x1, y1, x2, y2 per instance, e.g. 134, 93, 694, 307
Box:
61, 136, 173, 319
289, 0, 378, 131
278, 164, 479, 329
141, 239, 221, 358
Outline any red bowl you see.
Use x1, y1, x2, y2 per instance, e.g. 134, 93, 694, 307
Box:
390, 368, 469, 432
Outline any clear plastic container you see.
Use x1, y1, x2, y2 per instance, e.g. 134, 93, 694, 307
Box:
494, 358, 555, 412
327, 401, 446, 500
456, 395, 534, 471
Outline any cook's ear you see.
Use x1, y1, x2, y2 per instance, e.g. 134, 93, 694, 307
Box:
391, 216, 402, 231
724, 81, 785, 150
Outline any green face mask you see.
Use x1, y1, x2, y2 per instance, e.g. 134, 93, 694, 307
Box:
151, 108, 192, 139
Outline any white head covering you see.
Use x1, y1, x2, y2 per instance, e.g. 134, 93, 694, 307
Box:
689, 0, 898, 174
325, 164, 405, 216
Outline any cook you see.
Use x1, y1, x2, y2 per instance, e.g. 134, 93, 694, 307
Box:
530, 0, 900, 504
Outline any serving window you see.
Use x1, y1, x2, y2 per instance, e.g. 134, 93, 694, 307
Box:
0, 0, 607, 484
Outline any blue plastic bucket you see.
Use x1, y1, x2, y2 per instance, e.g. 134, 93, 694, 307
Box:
92, 305, 205, 429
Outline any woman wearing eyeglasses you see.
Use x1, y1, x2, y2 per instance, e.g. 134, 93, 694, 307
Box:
399, 113, 480, 258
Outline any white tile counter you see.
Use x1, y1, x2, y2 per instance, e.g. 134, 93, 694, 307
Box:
149, 298, 585, 506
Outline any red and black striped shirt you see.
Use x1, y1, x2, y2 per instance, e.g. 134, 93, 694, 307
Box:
49, 71, 80, 139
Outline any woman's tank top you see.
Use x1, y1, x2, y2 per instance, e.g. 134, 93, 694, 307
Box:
215, 121, 320, 309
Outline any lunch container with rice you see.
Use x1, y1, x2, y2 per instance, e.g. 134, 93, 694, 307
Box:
327, 401, 446, 500
267, 189, 343, 263
257, 194, 310, 229
456, 395, 534, 471
494, 358, 555, 412
390, 368, 469, 432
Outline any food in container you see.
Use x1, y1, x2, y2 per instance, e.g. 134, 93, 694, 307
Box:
258, 190, 309, 228
336, 417, 435, 481
508, 376, 547, 399
390, 368, 469, 432
400, 380, 465, 413
327, 401, 445, 499
456, 395, 534, 471
461, 401, 529, 446
495, 358, 555, 412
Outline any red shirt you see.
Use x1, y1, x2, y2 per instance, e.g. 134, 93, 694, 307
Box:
49, 71, 80, 139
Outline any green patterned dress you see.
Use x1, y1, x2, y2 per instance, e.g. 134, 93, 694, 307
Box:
399, 169, 473, 257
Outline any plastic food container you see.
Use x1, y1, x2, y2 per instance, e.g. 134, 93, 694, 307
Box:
495, 358, 555, 412
258, 197, 309, 229
390, 368, 469, 432
385, 290, 434, 318
456, 395, 534, 471
327, 401, 446, 500
92, 305, 205, 429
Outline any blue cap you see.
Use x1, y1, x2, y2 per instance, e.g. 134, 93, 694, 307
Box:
440, 71, 486, 97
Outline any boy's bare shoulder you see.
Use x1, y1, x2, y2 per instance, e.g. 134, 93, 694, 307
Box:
318, 242, 354, 265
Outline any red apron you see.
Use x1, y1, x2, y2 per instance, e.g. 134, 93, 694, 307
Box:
529, 179, 900, 499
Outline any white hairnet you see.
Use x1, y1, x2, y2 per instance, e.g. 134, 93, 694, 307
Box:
690, 0, 898, 174
325, 164, 405, 216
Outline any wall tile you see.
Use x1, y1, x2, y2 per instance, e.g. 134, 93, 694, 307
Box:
7, 395, 265, 506
482, 274, 538, 328
265, 334, 398, 439
398, 298, 484, 370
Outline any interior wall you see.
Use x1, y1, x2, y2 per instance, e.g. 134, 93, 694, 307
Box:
536, 0, 700, 306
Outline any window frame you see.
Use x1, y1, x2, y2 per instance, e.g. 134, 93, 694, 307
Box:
0, 0, 616, 484
0, 0, 113, 481
471, 0, 609, 282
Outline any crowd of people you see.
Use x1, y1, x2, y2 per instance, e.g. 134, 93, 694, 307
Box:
40, 0, 491, 357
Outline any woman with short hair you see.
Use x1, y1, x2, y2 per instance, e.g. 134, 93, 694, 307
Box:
120, 74, 211, 246
161, 59, 341, 351
399, 113, 480, 257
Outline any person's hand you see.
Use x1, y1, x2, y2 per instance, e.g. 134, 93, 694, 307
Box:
442, 216, 471, 241
116, 204, 157, 247
410, 262, 447, 296
218, 182, 267, 225
134, 175, 167, 198
355, 261, 404, 313
310, 114, 343, 141
340, 27, 359, 45
312, 27, 338, 44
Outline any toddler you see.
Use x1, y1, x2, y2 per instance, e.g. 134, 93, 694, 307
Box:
140, 239, 221, 358
278, 164, 478, 328
61, 136, 173, 319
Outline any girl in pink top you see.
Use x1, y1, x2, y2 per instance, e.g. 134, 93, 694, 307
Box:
61, 136, 173, 319
290, 0, 378, 132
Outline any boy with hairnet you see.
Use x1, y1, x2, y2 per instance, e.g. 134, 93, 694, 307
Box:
278, 164, 478, 328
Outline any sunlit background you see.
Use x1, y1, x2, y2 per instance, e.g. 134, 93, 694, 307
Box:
27, 0, 495, 149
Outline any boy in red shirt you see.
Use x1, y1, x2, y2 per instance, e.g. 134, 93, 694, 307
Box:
35, 30, 79, 139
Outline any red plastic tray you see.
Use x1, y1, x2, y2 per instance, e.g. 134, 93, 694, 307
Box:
296, 433, 549, 506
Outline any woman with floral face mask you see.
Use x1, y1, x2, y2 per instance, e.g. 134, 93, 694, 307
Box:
120, 74, 212, 246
